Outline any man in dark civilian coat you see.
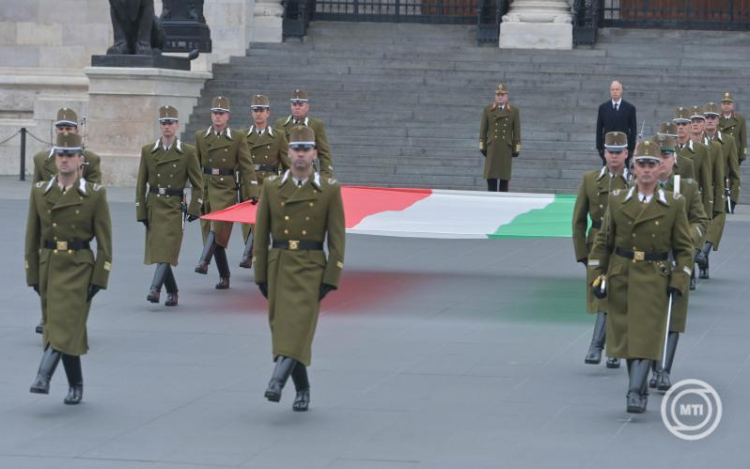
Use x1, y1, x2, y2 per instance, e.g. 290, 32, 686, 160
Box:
596, 81, 637, 166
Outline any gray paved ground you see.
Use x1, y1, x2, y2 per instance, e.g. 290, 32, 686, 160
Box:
1, 177, 749, 469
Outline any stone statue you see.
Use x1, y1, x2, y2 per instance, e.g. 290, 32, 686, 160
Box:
107, 0, 166, 55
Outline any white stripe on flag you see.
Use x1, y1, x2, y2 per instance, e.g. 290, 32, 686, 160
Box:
350, 190, 556, 239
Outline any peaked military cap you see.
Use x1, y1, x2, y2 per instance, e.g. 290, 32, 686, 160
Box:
604, 131, 628, 150
690, 106, 705, 120
55, 108, 78, 127
653, 133, 676, 154
673, 107, 691, 124
54, 131, 83, 154
288, 125, 316, 148
211, 96, 231, 113
659, 122, 678, 138
251, 95, 270, 109
633, 139, 661, 163
495, 83, 508, 95
159, 105, 179, 122
704, 102, 721, 117
290, 89, 309, 102
721, 92, 734, 103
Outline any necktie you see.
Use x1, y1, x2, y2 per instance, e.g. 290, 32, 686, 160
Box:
297, 180, 302, 187
614, 103, 619, 111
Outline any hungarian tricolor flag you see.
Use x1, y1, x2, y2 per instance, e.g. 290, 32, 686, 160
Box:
202, 186, 575, 239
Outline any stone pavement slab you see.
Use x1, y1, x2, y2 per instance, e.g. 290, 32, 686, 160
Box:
0, 177, 748, 468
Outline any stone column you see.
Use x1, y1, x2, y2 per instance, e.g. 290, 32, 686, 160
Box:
253, 0, 285, 43
499, 0, 573, 50
84, 67, 211, 186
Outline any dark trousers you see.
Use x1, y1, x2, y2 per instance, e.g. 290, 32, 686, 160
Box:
487, 179, 509, 192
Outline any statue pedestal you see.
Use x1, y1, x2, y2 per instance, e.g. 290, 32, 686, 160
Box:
91, 55, 191, 71
253, 0, 284, 43
84, 66, 211, 186
499, 0, 573, 50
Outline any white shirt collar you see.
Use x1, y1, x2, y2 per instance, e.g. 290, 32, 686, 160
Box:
612, 99, 622, 106
638, 192, 653, 203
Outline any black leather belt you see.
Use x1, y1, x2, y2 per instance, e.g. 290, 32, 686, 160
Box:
272, 240, 324, 251
591, 220, 602, 230
149, 187, 183, 196
203, 167, 235, 176
615, 247, 668, 262
255, 164, 277, 172
44, 240, 90, 251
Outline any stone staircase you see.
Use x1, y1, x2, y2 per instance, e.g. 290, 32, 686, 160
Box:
185, 23, 750, 203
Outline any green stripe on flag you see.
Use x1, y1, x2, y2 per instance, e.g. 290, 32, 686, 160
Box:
488, 194, 576, 238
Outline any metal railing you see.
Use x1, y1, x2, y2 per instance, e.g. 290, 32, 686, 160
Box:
572, 0, 600, 45
0, 128, 53, 181
476, 0, 507, 45
601, 0, 750, 30
282, 0, 315, 40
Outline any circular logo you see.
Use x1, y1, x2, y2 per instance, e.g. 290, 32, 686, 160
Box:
661, 379, 722, 441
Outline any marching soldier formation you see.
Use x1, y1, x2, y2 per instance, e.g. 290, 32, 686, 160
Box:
21, 86, 744, 417
574, 93, 745, 414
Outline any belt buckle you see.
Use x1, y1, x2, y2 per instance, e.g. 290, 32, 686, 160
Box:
57, 241, 68, 251
211, 168, 220, 176
158, 187, 166, 195
289, 240, 299, 250
634, 251, 645, 262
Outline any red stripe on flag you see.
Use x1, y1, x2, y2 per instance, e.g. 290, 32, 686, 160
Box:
201, 186, 432, 228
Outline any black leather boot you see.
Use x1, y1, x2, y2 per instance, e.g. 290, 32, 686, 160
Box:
291, 363, 311, 412
195, 231, 217, 274
606, 357, 620, 369
265, 356, 297, 402
639, 360, 651, 413
696, 242, 712, 279
164, 265, 178, 307
35, 320, 44, 334
239, 232, 253, 268
584, 312, 606, 364
626, 359, 651, 413
147, 263, 169, 303
62, 354, 83, 405
657, 332, 680, 391
214, 246, 230, 290
30, 347, 62, 394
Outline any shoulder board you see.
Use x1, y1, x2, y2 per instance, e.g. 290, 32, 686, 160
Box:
611, 189, 621, 196
35, 181, 45, 188
327, 178, 338, 185
93, 184, 103, 192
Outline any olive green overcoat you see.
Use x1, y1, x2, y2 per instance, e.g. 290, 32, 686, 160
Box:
660, 176, 709, 332
589, 187, 693, 360
677, 140, 713, 215
136, 139, 203, 265
572, 166, 630, 313
479, 103, 521, 180
253, 171, 345, 366
194, 126, 257, 247
720, 112, 747, 163
25, 177, 112, 356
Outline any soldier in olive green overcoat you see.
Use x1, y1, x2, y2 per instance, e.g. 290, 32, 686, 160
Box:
648, 135, 709, 392
25, 132, 112, 405
674, 107, 713, 216
32, 108, 102, 186
239, 94, 290, 269
274, 89, 334, 178
573, 131, 631, 370
136, 106, 203, 306
719, 92, 747, 164
480, 83, 521, 192
589, 140, 693, 414
254, 126, 345, 412
194, 96, 258, 290
696, 103, 740, 278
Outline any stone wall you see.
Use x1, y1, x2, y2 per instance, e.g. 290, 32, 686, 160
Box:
0, 0, 282, 182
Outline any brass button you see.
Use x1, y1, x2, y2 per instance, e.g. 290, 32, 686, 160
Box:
284, 229, 289, 234
52, 223, 57, 227
632, 233, 636, 237
302, 230, 307, 235
285, 216, 290, 220
309, 202, 314, 207
281, 202, 285, 206
655, 221, 660, 226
